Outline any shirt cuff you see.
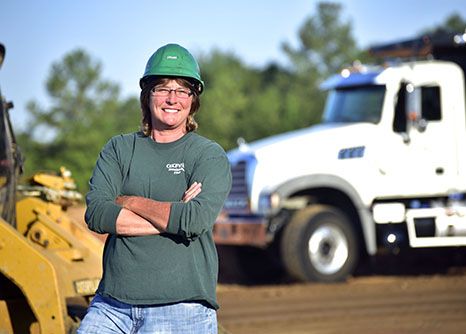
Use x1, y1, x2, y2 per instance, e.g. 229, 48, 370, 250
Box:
166, 201, 184, 235
102, 202, 123, 235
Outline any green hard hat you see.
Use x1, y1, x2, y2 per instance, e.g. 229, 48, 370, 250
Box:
140, 43, 204, 94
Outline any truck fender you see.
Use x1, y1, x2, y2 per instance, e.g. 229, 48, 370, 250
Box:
274, 174, 376, 255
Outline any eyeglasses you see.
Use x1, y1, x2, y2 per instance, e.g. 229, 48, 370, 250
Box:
151, 87, 193, 99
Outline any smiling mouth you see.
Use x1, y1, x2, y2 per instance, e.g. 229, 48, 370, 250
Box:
163, 108, 179, 113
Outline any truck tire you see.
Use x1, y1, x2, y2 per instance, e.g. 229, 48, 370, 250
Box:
281, 205, 359, 282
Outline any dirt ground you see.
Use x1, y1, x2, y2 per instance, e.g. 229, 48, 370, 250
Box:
68, 206, 466, 334
215, 243, 466, 334
217, 273, 466, 334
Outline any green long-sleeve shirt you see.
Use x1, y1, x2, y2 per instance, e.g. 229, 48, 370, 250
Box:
85, 131, 232, 309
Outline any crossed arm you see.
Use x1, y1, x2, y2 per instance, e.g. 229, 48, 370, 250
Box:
114, 182, 202, 236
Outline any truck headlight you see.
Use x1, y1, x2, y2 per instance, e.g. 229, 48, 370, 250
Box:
258, 192, 281, 215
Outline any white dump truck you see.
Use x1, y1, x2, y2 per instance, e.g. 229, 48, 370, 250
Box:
213, 31, 466, 282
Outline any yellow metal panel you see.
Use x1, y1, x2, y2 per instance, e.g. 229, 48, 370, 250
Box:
0, 219, 66, 334
32, 174, 67, 191
0, 300, 14, 333
15, 197, 104, 298
16, 198, 104, 254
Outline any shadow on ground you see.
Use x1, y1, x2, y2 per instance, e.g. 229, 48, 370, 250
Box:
217, 245, 466, 285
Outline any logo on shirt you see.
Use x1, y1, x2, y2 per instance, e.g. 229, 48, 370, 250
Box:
166, 162, 185, 175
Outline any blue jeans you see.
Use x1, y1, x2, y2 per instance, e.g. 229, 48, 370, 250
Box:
77, 294, 217, 334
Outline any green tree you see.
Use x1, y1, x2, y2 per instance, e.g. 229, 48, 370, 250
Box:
282, 2, 360, 78
196, 2, 362, 150
197, 51, 312, 149
273, 2, 361, 134
197, 50, 253, 149
19, 49, 140, 191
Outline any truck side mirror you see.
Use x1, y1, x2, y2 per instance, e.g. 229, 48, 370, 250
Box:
0, 44, 5, 69
406, 83, 427, 133
394, 83, 409, 141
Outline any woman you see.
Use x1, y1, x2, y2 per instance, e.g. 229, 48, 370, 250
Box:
78, 44, 232, 333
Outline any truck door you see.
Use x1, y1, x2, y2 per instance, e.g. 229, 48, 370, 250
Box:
382, 75, 458, 196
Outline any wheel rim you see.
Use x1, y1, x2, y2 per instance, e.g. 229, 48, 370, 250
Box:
308, 224, 349, 275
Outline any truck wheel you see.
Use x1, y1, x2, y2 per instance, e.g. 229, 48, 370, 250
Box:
281, 205, 359, 282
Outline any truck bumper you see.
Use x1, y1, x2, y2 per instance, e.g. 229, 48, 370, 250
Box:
213, 212, 269, 247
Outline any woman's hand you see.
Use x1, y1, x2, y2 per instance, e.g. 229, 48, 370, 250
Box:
182, 182, 202, 202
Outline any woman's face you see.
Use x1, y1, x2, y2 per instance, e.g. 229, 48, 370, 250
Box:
149, 79, 193, 133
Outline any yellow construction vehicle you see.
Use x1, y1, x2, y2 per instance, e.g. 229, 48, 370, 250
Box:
0, 43, 103, 333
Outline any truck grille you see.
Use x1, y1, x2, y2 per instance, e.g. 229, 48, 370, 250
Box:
224, 160, 250, 213
230, 161, 248, 197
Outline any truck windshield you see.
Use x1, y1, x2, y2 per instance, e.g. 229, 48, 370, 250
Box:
322, 85, 385, 124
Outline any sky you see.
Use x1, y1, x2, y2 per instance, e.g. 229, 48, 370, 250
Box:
1, 0, 466, 131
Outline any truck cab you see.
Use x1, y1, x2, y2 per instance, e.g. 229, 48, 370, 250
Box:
214, 31, 466, 282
